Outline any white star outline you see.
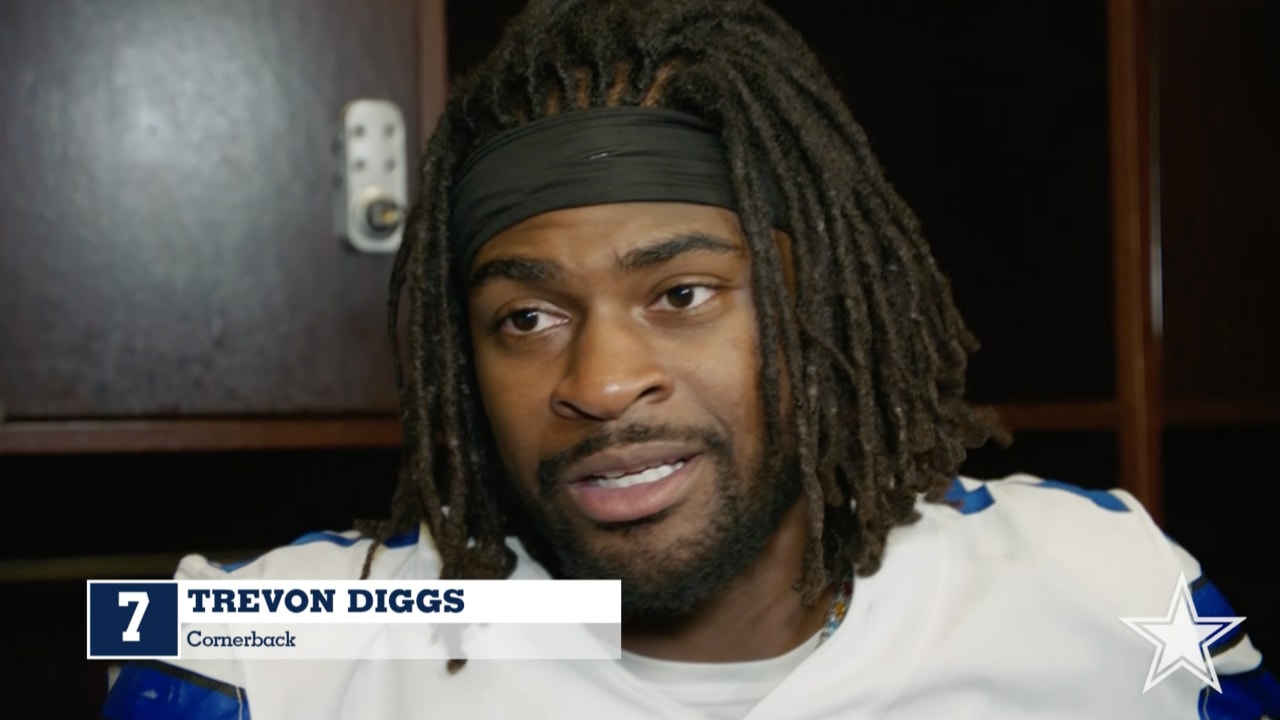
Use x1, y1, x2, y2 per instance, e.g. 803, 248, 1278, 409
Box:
1120, 572, 1246, 693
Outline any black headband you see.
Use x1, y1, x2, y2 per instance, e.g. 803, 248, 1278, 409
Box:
448, 107, 778, 279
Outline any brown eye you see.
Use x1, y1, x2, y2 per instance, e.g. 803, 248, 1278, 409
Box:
498, 307, 567, 336
509, 309, 540, 332
654, 285, 715, 312
665, 285, 696, 309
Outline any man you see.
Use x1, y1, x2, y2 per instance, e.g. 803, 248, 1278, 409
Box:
104, 0, 1277, 718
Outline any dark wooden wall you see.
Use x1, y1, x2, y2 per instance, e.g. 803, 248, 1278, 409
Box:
0, 0, 419, 419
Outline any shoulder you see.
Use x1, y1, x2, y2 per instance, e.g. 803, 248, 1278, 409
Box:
174, 525, 550, 582
104, 526, 441, 719
929, 473, 1167, 554
900, 474, 1279, 716
175, 526, 438, 581
918, 474, 1181, 610
938, 472, 1146, 523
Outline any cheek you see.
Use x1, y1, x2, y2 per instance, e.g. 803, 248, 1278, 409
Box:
680, 304, 765, 435
474, 347, 549, 480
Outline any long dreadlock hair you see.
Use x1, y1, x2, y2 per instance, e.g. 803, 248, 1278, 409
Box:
364, 0, 1004, 617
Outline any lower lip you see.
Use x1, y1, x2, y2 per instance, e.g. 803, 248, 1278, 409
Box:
566, 455, 702, 524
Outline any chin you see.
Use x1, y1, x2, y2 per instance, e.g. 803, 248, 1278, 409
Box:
550, 515, 766, 622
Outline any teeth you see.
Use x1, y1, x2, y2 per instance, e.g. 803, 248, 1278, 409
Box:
591, 460, 685, 489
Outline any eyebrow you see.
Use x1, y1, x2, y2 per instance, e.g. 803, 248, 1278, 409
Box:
469, 257, 564, 290
616, 232, 742, 274
469, 231, 742, 290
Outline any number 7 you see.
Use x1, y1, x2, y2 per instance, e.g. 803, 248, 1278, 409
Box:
118, 592, 150, 642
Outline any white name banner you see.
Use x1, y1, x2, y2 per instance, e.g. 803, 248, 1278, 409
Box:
87, 580, 622, 661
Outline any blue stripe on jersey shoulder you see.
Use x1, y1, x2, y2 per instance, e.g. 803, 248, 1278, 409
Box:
944, 477, 1129, 516
214, 527, 420, 573
1198, 664, 1280, 719
1190, 575, 1248, 655
102, 661, 250, 720
1191, 575, 1240, 618
1030, 478, 1130, 512
944, 478, 995, 514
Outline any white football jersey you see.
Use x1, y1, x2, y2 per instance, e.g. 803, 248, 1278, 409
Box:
102, 475, 1279, 719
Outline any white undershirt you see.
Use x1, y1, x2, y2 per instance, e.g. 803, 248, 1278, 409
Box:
618, 632, 823, 720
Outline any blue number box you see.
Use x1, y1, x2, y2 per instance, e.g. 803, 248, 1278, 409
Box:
87, 581, 179, 659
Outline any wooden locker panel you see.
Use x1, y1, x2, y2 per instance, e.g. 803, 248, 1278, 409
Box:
0, 0, 434, 419
1158, 0, 1280, 409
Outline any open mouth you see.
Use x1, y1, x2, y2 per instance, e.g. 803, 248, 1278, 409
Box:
582, 457, 691, 490
565, 451, 704, 524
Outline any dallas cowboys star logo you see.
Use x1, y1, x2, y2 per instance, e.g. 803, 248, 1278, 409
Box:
1120, 572, 1246, 693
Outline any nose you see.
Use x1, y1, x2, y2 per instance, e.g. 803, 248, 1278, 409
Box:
551, 314, 673, 421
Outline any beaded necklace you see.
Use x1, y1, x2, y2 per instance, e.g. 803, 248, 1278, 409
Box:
817, 573, 854, 646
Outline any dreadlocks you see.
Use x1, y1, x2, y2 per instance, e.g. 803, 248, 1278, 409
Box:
364, 0, 1003, 615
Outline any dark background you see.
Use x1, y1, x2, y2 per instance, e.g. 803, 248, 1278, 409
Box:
2, 0, 1276, 716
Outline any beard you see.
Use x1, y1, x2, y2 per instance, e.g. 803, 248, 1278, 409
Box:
508, 422, 801, 623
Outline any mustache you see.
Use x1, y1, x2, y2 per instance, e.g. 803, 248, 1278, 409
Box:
536, 423, 733, 492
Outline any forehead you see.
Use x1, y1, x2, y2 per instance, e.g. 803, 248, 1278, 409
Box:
469, 202, 747, 270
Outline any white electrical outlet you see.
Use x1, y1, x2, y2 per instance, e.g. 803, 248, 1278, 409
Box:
334, 99, 408, 253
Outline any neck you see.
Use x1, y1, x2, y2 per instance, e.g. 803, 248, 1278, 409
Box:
620, 500, 835, 662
